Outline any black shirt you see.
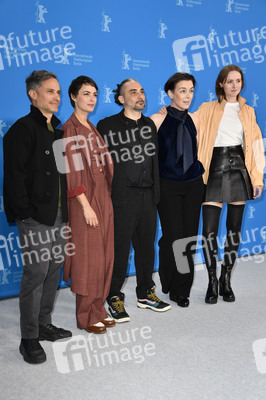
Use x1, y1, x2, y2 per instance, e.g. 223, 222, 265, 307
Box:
98, 110, 154, 188
97, 110, 160, 208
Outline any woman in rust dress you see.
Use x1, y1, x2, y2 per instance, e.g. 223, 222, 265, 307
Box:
62, 76, 114, 334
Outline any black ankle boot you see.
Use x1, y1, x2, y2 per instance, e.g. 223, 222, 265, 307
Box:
219, 265, 235, 302
205, 269, 218, 304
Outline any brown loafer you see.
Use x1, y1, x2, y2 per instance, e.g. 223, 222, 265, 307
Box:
85, 323, 106, 334
101, 318, 116, 328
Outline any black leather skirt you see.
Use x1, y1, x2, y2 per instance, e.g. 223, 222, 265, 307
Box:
205, 145, 253, 203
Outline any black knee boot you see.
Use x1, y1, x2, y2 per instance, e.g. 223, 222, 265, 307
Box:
205, 269, 218, 304
219, 265, 235, 302
219, 204, 245, 302
202, 205, 222, 304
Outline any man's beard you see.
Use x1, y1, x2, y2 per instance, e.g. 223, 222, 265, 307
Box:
133, 101, 145, 111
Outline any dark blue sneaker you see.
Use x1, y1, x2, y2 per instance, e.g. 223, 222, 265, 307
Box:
108, 296, 130, 323
137, 287, 171, 312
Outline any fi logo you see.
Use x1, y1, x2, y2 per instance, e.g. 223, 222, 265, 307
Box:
53, 135, 92, 174
172, 35, 211, 73
253, 338, 266, 374
172, 235, 211, 275
53, 335, 91, 373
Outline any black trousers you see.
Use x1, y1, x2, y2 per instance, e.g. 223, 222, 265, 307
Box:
108, 187, 156, 299
158, 177, 204, 298
16, 211, 66, 338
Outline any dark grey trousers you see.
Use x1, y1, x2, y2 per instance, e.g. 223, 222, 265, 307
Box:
16, 211, 66, 339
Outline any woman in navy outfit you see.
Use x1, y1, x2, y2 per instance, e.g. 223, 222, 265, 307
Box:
151, 73, 205, 307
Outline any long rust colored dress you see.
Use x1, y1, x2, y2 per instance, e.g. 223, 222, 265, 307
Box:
62, 113, 114, 328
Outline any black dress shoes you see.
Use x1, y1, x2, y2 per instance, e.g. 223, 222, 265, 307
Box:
170, 294, 190, 307
38, 324, 72, 342
19, 338, 46, 364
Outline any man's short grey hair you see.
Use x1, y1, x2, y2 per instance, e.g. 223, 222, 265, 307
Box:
25, 70, 57, 102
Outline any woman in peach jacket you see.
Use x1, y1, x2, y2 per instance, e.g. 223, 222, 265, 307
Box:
62, 76, 115, 334
194, 64, 264, 305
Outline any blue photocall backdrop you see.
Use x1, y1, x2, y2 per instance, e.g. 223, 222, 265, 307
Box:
0, 0, 266, 299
